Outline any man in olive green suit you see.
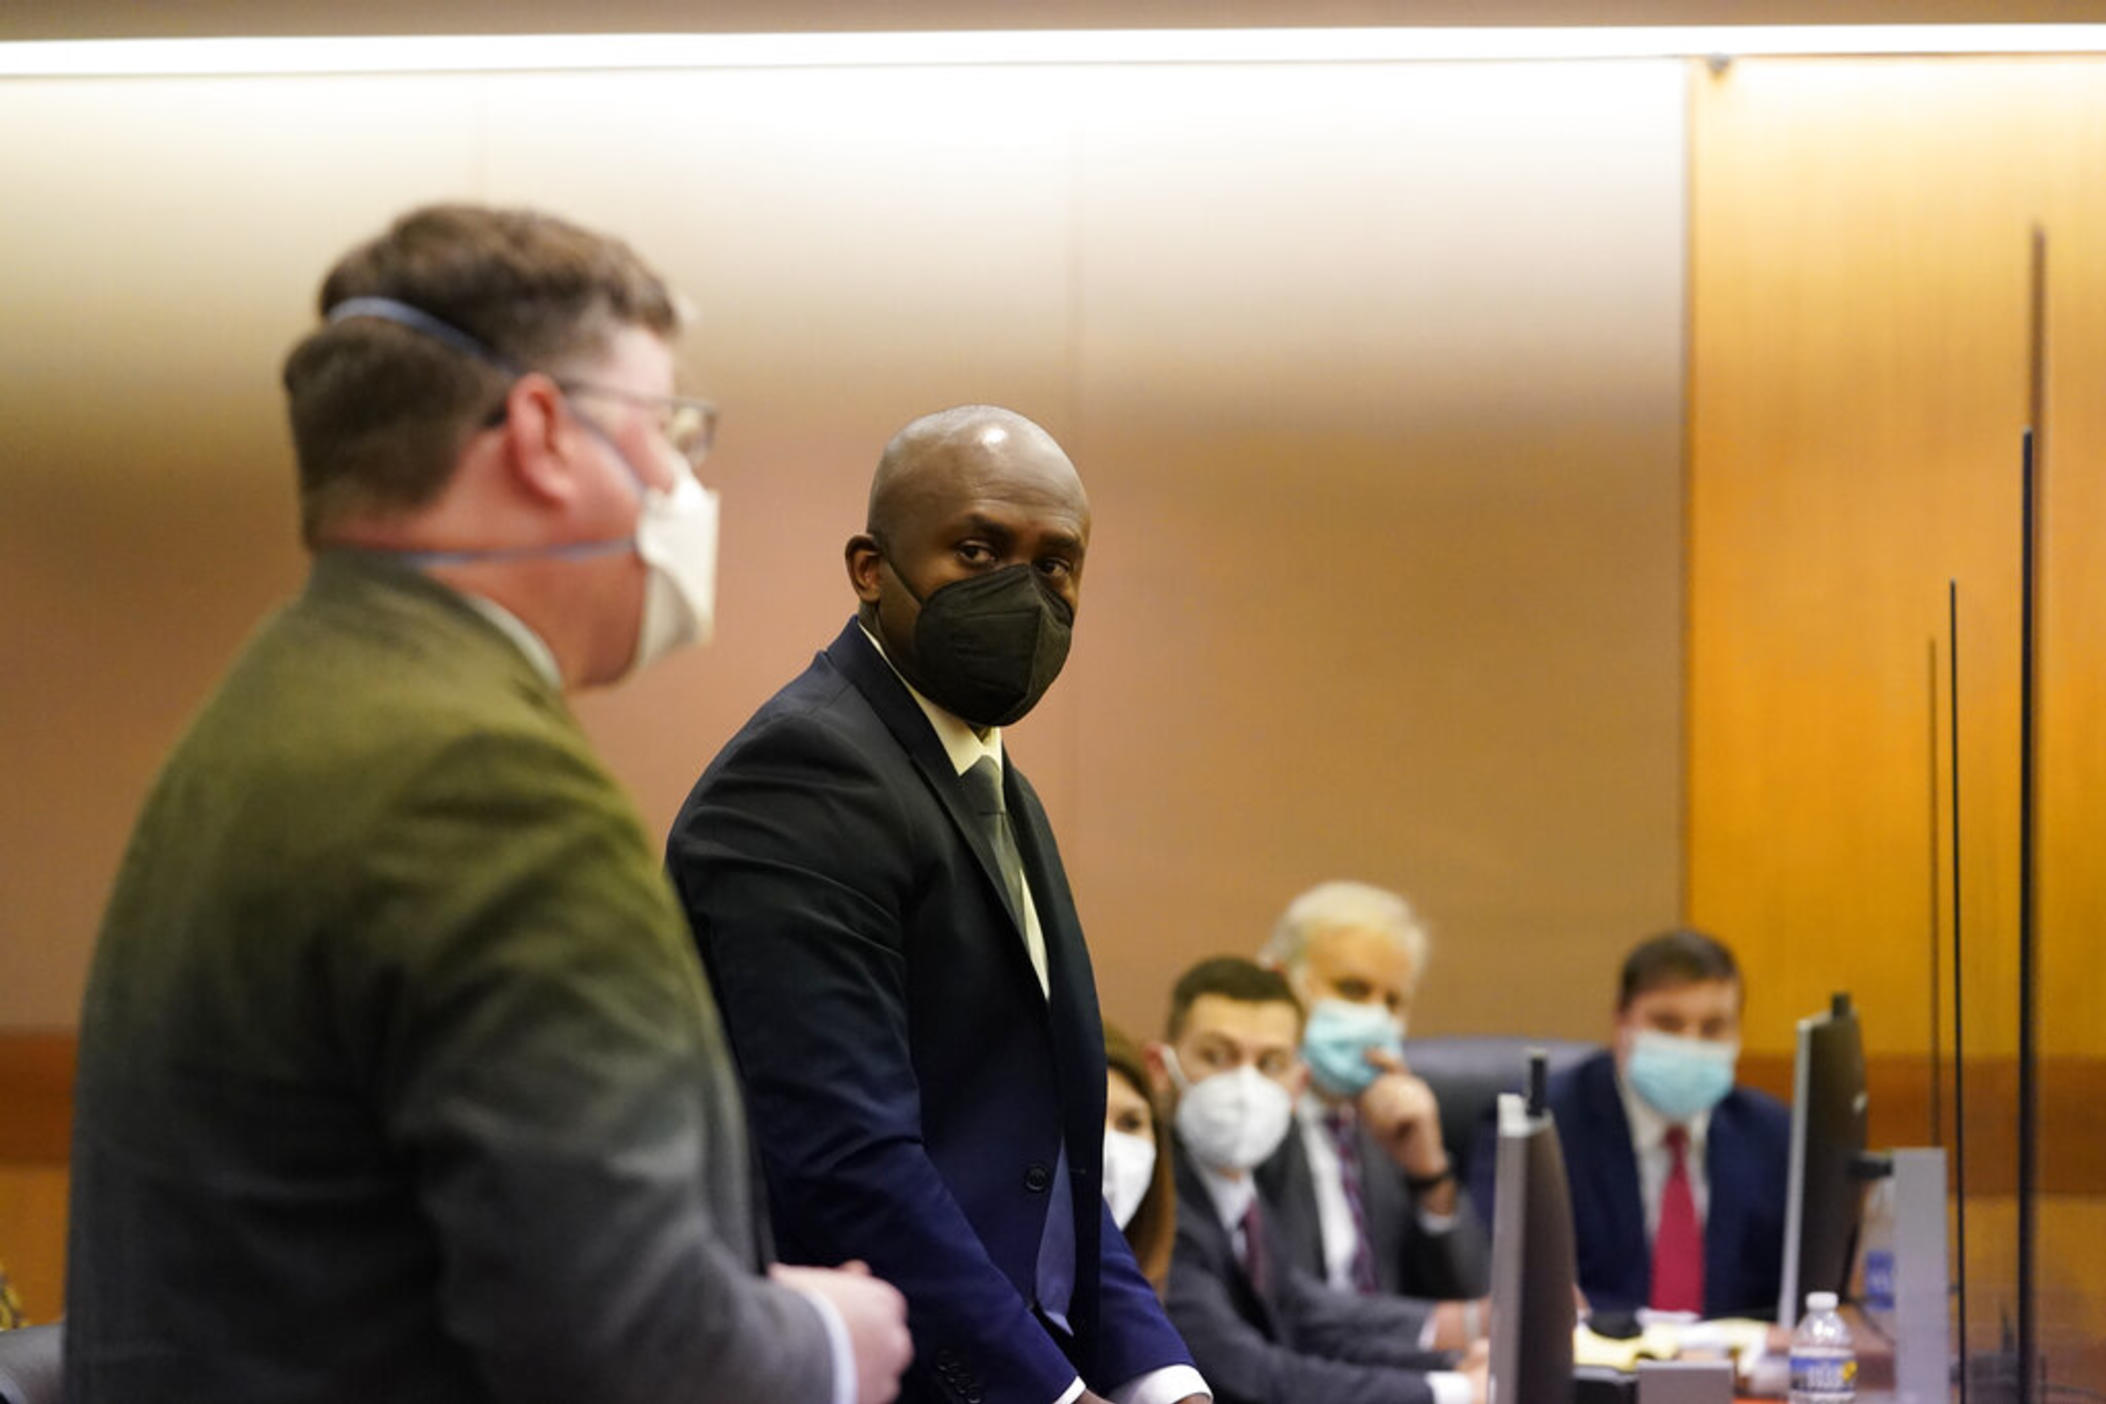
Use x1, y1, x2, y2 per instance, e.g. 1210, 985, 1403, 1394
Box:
64, 205, 911, 1404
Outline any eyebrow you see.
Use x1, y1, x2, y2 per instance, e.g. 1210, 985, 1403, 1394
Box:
949, 511, 1086, 553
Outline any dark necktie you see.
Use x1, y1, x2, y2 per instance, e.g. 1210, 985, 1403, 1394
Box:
1239, 1198, 1272, 1298
1649, 1125, 1705, 1313
1324, 1107, 1381, 1294
960, 756, 1072, 1325
963, 755, 1028, 924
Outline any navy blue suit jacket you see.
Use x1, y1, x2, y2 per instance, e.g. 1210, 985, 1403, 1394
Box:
668, 621, 1192, 1404
1468, 1051, 1788, 1319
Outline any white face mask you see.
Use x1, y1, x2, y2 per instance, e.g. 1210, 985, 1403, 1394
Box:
315, 298, 721, 679
1102, 1129, 1158, 1230
627, 461, 719, 676
1164, 1047, 1296, 1174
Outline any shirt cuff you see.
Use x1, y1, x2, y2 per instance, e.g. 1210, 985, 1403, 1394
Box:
1418, 1310, 1440, 1350
1428, 1371, 1474, 1404
1415, 1206, 1459, 1233
1055, 1377, 1087, 1404
787, 1284, 857, 1404
1110, 1363, 1212, 1404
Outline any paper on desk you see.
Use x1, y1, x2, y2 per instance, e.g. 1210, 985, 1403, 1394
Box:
1573, 1318, 1776, 1373
1574, 1324, 1685, 1371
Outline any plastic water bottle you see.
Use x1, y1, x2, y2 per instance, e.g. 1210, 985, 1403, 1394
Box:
1789, 1290, 1858, 1404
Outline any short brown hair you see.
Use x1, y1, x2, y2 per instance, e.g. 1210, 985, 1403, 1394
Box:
1617, 929, 1741, 1010
282, 204, 679, 543
1165, 956, 1302, 1042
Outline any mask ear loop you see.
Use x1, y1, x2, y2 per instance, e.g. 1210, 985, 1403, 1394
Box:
325, 296, 521, 372
868, 536, 932, 607
323, 297, 646, 568
1158, 1045, 1193, 1093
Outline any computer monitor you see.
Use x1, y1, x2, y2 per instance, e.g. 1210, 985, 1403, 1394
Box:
1489, 1052, 1578, 1404
1777, 991, 1870, 1326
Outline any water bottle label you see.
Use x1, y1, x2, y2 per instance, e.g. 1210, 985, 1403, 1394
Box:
1790, 1350, 1857, 1399
1863, 1249, 1896, 1312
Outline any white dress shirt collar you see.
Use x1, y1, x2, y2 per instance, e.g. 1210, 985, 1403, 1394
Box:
1195, 1158, 1259, 1240
1616, 1064, 1714, 1158
460, 592, 562, 690
858, 622, 1002, 778
1616, 1061, 1713, 1235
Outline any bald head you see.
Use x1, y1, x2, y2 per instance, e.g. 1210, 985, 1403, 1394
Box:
846, 404, 1091, 727
866, 405, 1087, 548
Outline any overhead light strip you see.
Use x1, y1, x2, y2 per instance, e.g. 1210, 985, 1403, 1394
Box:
3, 26, 2106, 77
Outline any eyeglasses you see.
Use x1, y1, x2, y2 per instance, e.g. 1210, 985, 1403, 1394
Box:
559, 379, 718, 471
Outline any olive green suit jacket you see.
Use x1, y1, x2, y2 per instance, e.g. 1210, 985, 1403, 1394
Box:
66, 554, 832, 1404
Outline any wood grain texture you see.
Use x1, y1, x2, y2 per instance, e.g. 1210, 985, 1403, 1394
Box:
1686, 57, 2106, 1061
0, 1165, 66, 1325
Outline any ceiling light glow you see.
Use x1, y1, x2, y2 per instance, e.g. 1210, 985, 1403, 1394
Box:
2, 26, 2104, 78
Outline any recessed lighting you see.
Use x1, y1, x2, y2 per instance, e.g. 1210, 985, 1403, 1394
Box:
1, 26, 2103, 78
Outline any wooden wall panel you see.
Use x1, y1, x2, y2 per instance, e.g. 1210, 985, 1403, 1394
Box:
1687, 57, 2106, 1061
0, 59, 1689, 1046
0, 1166, 66, 1325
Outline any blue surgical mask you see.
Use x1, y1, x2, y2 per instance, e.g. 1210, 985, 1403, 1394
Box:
1301, 998, 1406, 1098
1625, 1030, 1738, 1122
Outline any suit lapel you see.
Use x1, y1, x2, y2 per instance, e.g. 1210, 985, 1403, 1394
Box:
1579, 1057, 1652, 1302
1353, 1123, 1404, 1292
825, 622, 1036, 953
1254, 1118, 1328, 1282
1702, 1103, 1743, 1315
1176, 1146, 1280, 1338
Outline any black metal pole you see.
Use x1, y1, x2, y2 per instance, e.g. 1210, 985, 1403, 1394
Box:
2015, 225, 2046, 1404
1950, 580, 1969, 1404
1928, 639, 1943, 1152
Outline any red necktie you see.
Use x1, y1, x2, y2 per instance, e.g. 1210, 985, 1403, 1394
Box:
1650, 1125, 1705, 1313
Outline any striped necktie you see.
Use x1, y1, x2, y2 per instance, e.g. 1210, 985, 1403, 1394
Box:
1324, 1106, 1381, 1294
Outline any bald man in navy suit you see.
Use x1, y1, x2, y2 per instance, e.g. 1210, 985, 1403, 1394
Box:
669, 407, 1203, 1404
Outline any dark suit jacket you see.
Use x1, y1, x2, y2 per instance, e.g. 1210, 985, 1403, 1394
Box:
667, 620, 1192, 1404
1467, 1050, 1789, 1319
1256, 1112, 1491, 1301
66, 554, 831, 1404
1167, 1141, 1455, 1404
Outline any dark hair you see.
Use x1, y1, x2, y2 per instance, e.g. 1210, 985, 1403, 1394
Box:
1617, 929, 1741, 1010
282, 203, 679, 543
1103, 1021, 1175, 1292
1165, 956, 1302, 1042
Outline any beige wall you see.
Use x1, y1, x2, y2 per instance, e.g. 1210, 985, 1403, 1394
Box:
0, 57, 1689, 1045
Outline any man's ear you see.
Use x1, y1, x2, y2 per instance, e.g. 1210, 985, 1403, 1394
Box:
845, 533, 884, 604
1142, 1040, 1176, 1101
499, 373, 589, 507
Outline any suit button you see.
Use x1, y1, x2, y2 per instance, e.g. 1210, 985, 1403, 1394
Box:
1024, 1162, 1052, 1193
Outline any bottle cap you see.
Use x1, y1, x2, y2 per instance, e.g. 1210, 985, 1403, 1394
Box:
1806, 1290, 1839, 1312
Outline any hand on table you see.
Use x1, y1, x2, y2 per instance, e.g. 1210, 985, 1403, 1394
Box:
1454, 1338, 1490, 1404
